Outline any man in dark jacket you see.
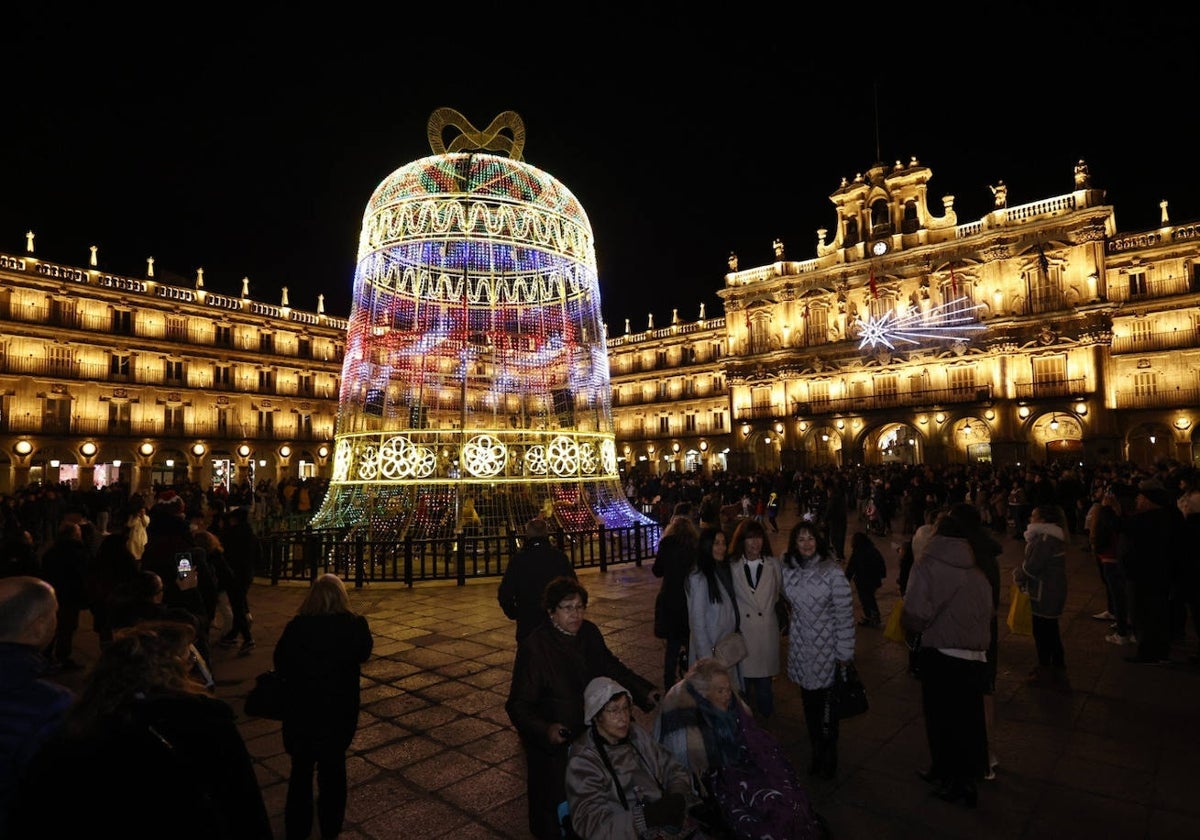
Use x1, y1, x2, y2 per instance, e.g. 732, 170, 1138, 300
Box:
37, 521, 89, 670
497, 518, 575, 643
0, 576, 75, 834
1121, 478, 1184, 663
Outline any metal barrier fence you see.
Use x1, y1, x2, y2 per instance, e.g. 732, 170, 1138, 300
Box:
257, 522, 662, 587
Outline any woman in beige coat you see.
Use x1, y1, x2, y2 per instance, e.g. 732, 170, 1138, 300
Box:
728, 518, 782, 719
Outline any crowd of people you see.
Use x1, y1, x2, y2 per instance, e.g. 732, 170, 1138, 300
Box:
4, 454, 1200, 837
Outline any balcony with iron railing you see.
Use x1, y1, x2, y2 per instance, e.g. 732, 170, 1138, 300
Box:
1110, 327, 1200, 353
776, 384, 996, 420
1107, 274, 1192, 303
1113, 385, 1200, 409
1, 302, 346, 362
1013, 378, 1088, 399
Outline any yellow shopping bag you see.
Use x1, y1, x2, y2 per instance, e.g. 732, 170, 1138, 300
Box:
1006, 583, 1033, 635
883, 598, 908, 644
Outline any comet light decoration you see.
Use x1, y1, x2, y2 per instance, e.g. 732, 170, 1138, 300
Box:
310, 109, 655, 540
855, 297, 987, 350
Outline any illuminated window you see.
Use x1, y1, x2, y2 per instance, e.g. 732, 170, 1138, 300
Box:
1130, 319, 1152, 344
1127, 271, 1148, 298
108, 401, 131, 434
109, 353, 130, 379
810, 380, 830, 409
873, 292, 901, 322
1134, 371, 1158, 397
1028, 258, 1064, 313
948, 366, 976, 394
48, 347, 73, 376
805, 304, 828, 346
875, 374, 898, 405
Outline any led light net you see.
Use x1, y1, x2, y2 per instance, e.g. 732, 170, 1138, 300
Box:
311, 144, 653, 538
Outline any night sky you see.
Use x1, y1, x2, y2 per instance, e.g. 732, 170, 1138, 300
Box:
3, 5, 1196, 332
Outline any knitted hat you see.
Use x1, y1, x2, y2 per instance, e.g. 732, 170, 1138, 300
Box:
583, 676, 630, 725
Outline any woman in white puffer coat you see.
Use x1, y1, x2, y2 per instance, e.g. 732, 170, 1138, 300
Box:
781, 520, 856, 780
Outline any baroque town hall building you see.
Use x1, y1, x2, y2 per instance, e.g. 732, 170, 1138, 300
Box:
4, 157, 1200, 492
607, 158, 1200, 476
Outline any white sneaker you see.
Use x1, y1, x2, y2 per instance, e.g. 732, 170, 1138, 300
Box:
1093, 610, 1116, 621
1105, 633, 1132, 645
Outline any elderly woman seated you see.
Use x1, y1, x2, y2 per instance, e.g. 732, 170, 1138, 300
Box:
655, 658, 824, 840
565, 676, 699, 840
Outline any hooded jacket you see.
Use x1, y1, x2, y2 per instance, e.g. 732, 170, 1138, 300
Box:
901, 534, 992, 651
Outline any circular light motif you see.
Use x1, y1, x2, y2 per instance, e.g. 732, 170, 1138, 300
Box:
524, 445, 549, 475
14, 440, 32, 456
578, 442, 599, 475
461, 434, 507, 477
332, 440, 353, 480
378, 436, 409, 479
600, 439, 617, 474
139, 443, 155, 457
80, 442, 98, 457
548, 435, 579, 476
410, 445, 437, 478
356, 443, 380, 480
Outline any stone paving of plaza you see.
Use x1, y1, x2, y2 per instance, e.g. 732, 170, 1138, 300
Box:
58, 501, 1200, 839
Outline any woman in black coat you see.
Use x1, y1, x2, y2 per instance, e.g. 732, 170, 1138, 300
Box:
274, 574, 373, 840
652, 508, 699, 691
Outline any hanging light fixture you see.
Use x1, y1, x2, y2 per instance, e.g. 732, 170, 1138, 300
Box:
1050, 415, 1060, 431
962, 420, 973, 436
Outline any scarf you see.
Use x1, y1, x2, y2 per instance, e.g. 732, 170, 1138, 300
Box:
688, 682, 744, 769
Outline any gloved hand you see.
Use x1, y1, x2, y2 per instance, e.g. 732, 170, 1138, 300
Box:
642, 793, 686, 828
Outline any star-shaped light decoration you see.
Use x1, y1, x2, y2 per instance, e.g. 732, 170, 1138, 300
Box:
855, 298, 987, 350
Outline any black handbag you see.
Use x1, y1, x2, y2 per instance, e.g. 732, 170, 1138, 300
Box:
830, 661, 869, 720
244, 669, 286, 720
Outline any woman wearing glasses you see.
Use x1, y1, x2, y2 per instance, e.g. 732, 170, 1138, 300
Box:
507, 577, 659, 839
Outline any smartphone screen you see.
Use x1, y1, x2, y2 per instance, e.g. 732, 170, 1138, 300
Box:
176, 552, 193, 579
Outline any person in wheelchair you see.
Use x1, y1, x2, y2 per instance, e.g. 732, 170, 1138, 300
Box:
654, 658, 825, 840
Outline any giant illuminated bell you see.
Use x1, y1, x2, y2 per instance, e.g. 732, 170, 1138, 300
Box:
311, 109, 653, 537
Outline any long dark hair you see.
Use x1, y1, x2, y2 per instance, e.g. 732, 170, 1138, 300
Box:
782, 520, 831, 567
696, 527, 728, 604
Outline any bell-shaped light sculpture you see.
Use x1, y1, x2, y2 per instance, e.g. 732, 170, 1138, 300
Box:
311, 109, 654, 541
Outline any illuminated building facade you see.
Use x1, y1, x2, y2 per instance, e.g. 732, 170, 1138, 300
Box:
9, 153, 1200, 497
310, 109, 653, 538
613, 157, 1200, 472
0, 249, 345, 494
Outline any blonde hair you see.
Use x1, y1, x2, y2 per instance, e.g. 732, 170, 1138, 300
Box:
298, 573, 352, 616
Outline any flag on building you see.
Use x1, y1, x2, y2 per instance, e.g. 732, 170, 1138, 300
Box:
869, 266, 878, 299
